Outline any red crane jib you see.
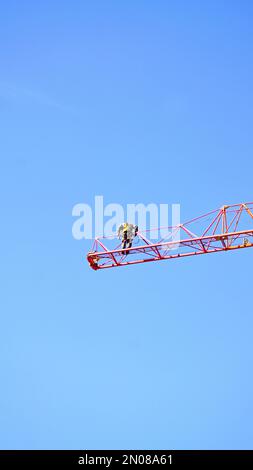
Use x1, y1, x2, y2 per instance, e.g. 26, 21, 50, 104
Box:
87, 203, 253, 270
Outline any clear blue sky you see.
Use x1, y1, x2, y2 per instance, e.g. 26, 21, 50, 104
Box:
1, 0, 253, 450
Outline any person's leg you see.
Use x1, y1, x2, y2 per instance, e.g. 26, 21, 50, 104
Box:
122, 231, 127, 254
122, 240, 126, 254
126, 239, 132, 255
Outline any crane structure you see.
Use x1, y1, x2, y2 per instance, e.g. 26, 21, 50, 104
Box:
87, 202, 253, 270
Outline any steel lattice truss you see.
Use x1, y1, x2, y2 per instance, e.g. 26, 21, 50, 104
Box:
87, 203, 253, 270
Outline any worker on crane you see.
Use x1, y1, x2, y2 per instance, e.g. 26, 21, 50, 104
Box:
118, 222, 138, 255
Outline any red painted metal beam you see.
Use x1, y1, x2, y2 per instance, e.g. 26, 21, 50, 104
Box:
87, 203, 253, 270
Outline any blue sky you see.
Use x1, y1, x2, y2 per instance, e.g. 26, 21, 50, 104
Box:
1, 0, 253, 450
